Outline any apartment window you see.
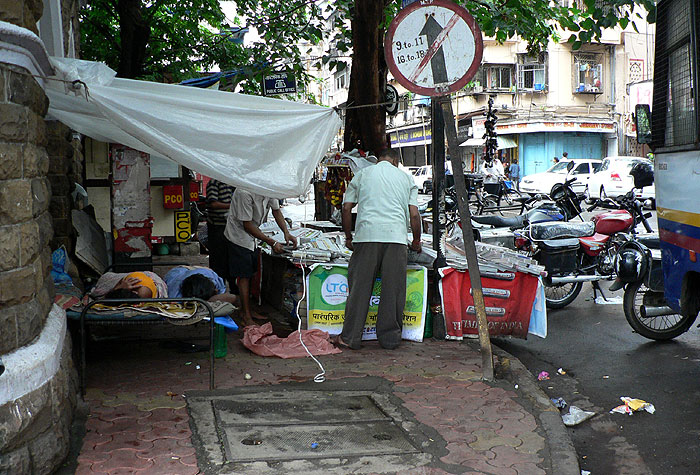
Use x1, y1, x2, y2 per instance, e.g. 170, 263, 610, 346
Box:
517, 63, 546, 90
334, 70, 348, 91
573, 53, 603, 93
483, 65, 513, 90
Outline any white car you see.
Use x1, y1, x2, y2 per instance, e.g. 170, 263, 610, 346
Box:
413, 165, 432, 193
519, 159, 603, 196
587, 156, 655, 201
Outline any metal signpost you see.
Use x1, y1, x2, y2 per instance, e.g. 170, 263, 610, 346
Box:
385, 0, 493, 380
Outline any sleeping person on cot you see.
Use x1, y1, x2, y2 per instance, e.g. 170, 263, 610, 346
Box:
92, 267, 238, 307
91, 271, 168, 299
163, 266, 239, 306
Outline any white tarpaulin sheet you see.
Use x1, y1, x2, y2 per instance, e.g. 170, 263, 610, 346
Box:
45, 58, 341, 198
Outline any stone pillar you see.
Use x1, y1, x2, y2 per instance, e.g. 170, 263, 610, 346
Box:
0, 2, 79, 473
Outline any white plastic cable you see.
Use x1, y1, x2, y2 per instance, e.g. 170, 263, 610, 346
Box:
296, 255, 326, 383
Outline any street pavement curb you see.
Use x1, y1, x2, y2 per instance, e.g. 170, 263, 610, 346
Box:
491, 343, 581, 475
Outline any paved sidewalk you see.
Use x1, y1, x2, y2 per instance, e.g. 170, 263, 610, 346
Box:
68, 332, 578, 474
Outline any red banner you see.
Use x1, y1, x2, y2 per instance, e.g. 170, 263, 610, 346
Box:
439, 268, 539, 339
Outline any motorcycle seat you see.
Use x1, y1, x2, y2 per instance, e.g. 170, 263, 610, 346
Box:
529, 221, 595, 240
637, 233, 660, 249
472, 214, 526, 228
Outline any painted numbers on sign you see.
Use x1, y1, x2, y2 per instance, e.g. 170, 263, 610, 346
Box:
385, 0, 483, 96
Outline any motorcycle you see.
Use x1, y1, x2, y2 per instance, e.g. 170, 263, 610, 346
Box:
515, 163, 654, 309
614, 163, 698, 339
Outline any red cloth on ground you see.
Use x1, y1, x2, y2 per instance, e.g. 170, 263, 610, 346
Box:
242, 322, 341, 358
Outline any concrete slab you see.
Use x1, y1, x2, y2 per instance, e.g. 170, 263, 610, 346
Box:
186, 378, 438, 474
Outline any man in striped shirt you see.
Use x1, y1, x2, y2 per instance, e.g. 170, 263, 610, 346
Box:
206, 179, 236, 291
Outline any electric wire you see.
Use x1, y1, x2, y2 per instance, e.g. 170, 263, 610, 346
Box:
295, 254, 326, 383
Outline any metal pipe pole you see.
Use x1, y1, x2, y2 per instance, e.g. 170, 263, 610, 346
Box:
439, 95, 494, 381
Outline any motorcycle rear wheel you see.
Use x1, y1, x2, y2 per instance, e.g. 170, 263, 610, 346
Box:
544, 280, 583, 309
623, 281, 696, 340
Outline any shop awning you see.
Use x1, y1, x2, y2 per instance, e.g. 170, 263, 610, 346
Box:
497, 135, 518, 149
459, 135, 517, 149
45, 58, 341, 199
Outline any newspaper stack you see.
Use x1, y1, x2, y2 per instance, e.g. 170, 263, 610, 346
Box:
443, 236, 545, 276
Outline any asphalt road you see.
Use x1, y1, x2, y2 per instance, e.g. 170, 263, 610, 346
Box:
495, 277, 700, 474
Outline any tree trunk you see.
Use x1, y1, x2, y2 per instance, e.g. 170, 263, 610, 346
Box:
117, 0, 150, 78
344, 0, 389, 155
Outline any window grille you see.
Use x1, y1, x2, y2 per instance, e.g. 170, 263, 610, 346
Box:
573, 53, 603, 93
651, 0, 697, 147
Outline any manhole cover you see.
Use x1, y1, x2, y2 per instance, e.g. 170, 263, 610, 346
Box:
186, 381, 435, 472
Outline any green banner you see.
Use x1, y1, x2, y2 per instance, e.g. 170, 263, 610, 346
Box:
306, 264, 427, 342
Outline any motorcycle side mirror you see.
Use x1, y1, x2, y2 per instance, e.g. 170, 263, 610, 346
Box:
566, 161, 575, 173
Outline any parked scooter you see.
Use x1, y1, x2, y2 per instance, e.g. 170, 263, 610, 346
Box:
515, 162, 654, 309
614, 163, 698, 339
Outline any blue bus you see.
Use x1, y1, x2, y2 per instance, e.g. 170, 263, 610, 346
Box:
636, 0, 700, 334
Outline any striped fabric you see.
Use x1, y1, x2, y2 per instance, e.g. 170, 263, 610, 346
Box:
206, 180, 235, 225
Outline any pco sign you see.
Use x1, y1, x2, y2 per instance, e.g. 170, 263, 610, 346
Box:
163, 185, 184, 209
175, 211, 191, 243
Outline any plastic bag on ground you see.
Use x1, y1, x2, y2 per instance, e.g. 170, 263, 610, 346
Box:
610, 396, 655, 415
562, 406, 596, 426
242, 322, 341, 358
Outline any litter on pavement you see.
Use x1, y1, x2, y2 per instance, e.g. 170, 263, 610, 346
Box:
538, 371, 550, 381
551, 397, 567, 409
610, 397, 656, 415
562, 406, 596, 426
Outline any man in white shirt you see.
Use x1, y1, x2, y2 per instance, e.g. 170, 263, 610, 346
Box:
335, 148, 421, 350
480, 157, 505, 184
224, 190, 297, 326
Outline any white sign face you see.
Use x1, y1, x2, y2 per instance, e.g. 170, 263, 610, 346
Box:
385, 0, 483, 96
321, 273, 349, 306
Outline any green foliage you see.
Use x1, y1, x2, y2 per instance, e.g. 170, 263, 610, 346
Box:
80, 0, 656, 89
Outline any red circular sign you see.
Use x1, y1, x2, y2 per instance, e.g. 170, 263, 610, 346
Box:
385, 0, 483, 96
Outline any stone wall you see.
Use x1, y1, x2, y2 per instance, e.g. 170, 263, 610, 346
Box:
46, 121, 82, 252
0, 1, 79, 473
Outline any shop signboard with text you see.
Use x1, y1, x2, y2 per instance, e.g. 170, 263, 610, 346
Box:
306, 264, 427, 341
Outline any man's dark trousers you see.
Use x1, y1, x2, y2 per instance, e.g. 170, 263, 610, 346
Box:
341, 242, 407, 349
207, 222, 235, 292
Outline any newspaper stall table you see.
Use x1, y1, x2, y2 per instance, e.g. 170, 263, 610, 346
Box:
256, 214, 547, 343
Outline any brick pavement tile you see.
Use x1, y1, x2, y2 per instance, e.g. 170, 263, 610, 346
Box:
495, 419, 541, 439
77, 450, 112, 464
143, 455, 200, 475
514, 462, 547, 474
91, 448, 155, 472
93, 403, 141, 422
82, 432, 113, 449
97, 417, 152, 436
513, 431, 545, 455
104, 433, 156, 452
85, 418, 116, 434
135, 437, 196, 460
137, 424, 192, 442
489, 445, 541, 468
108, 468, 156, 475
468, 428, 522, 452
74, 463, 110, 475
177, 454, 199, 466
140, 407, 187, 425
